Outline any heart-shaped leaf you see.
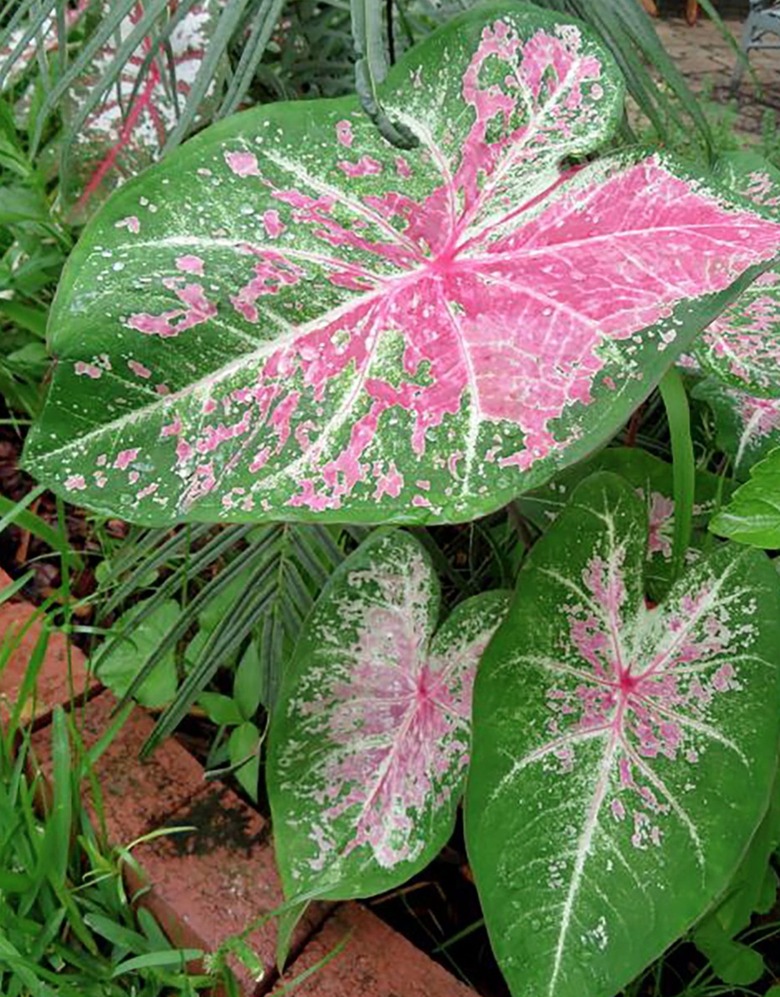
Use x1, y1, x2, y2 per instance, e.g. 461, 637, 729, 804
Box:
693, 377, 780, 478
466, 473, 780, 997
690, 153, 780, 398
267, 528, 508, 901
23, 3, 780, 526
514, 447, 733, 599
709, 447, 780, 547
61, 0, 224, 220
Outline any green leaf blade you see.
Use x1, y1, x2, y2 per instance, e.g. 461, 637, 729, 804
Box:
268, 528, 508, 902
466, 472, 780, 997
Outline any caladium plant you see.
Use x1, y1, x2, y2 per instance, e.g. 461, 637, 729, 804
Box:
693, 376, 780, 478
60, 0, 224, 220
22, 2, 780, 526
513, 446, 733, 599
267, 528, 508, 900
466, 472, 780, 997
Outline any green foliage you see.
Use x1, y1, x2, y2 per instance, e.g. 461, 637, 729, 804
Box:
709, 447, 780, 547
0, 628, 216, 995
467, 473, 780, 997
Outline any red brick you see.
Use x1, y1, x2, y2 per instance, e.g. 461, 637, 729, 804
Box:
0, 575, 96, 726
270, 903, 477, 997
128, 783, 328, 995
31, 691, 205, 844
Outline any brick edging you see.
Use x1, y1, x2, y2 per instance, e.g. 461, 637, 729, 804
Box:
1, 575, 481, 997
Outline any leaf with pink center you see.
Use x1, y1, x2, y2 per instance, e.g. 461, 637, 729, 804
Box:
267, 529, 508, 900
694, 376, 780, 478
60, 0, 225, 220
514, 447, 734, 599
23, 4, 780, 526
688, 152, 780, 398
466, 472, 780, 997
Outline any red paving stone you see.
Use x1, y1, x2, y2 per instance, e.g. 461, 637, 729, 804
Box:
0, 570, 96, 725
128, 782, 329, 996
31, 690, 206, 845
270, 903, 478, 997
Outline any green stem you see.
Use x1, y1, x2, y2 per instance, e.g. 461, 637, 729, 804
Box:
658, 368, 695, 583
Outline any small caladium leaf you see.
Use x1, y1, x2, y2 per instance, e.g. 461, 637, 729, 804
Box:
514, 447, 733, 598
60, 0, 224, 220
709, 447, 780, 548
466, 472, 780, 997
693, 376, 780, 478
267, 529, 508, 901
689, 153, 780, 398
23, 4, 780, 526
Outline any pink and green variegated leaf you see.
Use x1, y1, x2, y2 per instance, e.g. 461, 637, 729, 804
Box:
267, 529, 508, 901
466, 473, 780, 997
688, 153, 780, 398
0, 2, 89, 93
693, 376, 780, 479
60, 0, 224, 220
514, 447, 733, 600
23, 4, 780, 526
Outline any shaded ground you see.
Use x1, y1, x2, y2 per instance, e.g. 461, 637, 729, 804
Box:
656, 14, 780, 136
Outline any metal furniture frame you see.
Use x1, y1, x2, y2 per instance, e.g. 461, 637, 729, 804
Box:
731, 0, 780, 92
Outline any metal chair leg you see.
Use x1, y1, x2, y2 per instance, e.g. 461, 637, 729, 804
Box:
730, 17, 756, 95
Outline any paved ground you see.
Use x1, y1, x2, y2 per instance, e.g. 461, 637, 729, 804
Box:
655, 14, 780, 136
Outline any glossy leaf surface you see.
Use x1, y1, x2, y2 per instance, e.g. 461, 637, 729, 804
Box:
693, 377, 780, 478
467, 473, 780, 997
709, 447, 780, 547
514, 447, 733, 599
268, 529, 508, 901
691, 152, 780, 398
24, 4, 780, 526
61, 0, 223, 219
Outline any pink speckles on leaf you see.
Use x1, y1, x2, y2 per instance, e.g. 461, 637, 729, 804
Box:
466, 472, 780, 997
115, 215, 140, 233
175, 254, 205, 275
127, 282, 217, 337
65, 474, 87, 491
74, 362, 103, 379
335, 120, 353, 147
338, 156, 383, 178
224, 150, 262, 177
113, 448, 140, 470
262, 210, 285, 238
24, 10, 780, 528
128, 359, 152, 379
269, 531, 508, 895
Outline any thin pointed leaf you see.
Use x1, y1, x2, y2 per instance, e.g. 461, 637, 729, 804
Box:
466, 472, 780, 997
268, 528, 508, 901
61, 0, 226, 219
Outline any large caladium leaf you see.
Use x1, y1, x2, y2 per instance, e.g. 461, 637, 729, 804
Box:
514, 446, 733, 599
267, 529, 508, 901
689, 153, 780, 398
693, 376, 780, 478
61, 0, 223, 219
709, 447, 780, 548
23, 4, 780, 526
466, 473, 780, 997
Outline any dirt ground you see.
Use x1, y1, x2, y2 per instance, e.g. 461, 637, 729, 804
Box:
656, 14, 780, 135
